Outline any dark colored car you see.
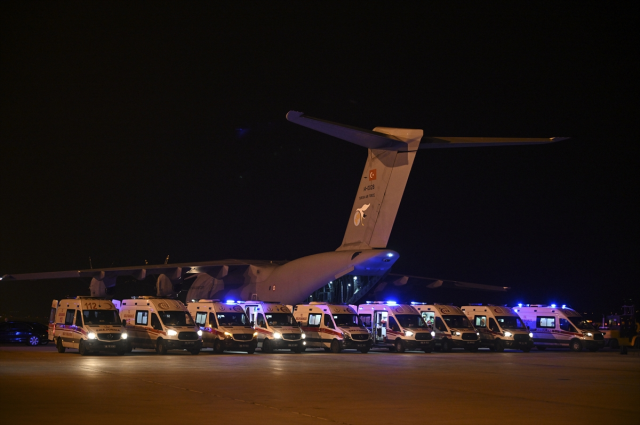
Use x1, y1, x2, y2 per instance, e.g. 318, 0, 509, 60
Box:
0, 321, 49, 346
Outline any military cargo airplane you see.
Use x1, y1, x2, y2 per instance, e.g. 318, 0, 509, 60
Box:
1, 112, 565, 304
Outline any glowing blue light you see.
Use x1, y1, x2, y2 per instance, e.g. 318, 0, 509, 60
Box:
562, 304, 566, 309
518, 303, 523, 308
550, 304, 556, 308
226, 300, 235, 304
387, 301, 397, 305
386, 253, 393, 257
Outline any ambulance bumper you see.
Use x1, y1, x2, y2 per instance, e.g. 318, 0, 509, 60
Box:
273, 339, 305, 350
165, 339, 202, 350
224, 339, 257, 352
405, 340, 435, 350
452, 339, 480, 349
342, 339, 372, 350
503, 340, 534, 349
85, 339, 129, 351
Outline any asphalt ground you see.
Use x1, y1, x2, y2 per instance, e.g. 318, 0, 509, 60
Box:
1, 344, 638, 425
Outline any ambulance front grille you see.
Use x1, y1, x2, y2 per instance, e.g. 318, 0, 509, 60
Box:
178, 332, 199, 341
513, 334, 530, 342
415, 333, 432, 341
233, 334, 253, 341
282, 333, 301, 340
351, 334, 369, 341
98, 333, 121, 341
461, 333, 478, 341
593, 333, 604, 341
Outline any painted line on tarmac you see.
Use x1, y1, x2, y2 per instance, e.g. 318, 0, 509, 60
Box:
79, 366, 351, 424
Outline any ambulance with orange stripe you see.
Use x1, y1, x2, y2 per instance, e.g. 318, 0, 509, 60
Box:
51, 297, 128, 356
514, 305, 605, 352
354, 302, 434, 353
187, 300, 258, 354
412, 303, 480, 352
237, 301, 306, 353
461, 305, 533, 352
120, 297, 202, 355
293, 303, 371, 353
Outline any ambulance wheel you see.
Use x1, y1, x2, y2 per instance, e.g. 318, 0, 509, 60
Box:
441, 339, 452, 352
190, 348, 201, 355
330, 340, 341, 353
395, 339, 406, 353
79, 340, 89, 356
359, 347, 370, 353
569, 339, 583, 352
536, 346, 546, 351
56, 338, 66, 353
494, 339, 505, 352
213, 339, 224, 354
262, 339, 273, 353
156, 339, 168, 355
27, 336, 40, 346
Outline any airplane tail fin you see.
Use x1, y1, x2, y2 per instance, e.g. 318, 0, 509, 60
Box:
286, 111, 422, 251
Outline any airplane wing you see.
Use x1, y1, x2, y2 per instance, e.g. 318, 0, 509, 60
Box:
387, 273, 510, 292
419, 136, 568, 149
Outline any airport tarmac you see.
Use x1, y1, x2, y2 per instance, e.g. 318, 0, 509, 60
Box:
1, 345, 638, 425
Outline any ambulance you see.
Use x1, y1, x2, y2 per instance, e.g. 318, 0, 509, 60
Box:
412, 303, 480, 351
461, 305, 534, 352
237, 301, 306, 353
50, 297, 128, 356
120, 297, 202, 355
293, 303, 371, 353
514, 304, 605, 351
188, 300, 258, 354
355, 302, 434, 352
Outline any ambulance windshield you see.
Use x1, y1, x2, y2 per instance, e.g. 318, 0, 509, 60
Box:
443, 315, 473, 329
217, 312, 249, 326
332, 314, 364, 327
83, 310, 120, 326
496, 316, 526, 330
265, 313, 297, 327
568, 316, 595, 330
396, 314, 427, 329
158, 311, 194, 327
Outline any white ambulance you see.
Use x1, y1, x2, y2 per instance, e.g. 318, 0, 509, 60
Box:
237, 301, 306, 353
293, 303, 371, 353
50, 297, 128, 356
412, 303, 480, 351
187, 300, 258, 354
514, 304, 605, 351
461, 305, 534, 352
120, 297, 202, 355
355, 302, 435, 352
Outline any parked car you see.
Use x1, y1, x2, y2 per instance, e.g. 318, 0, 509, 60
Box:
0, 321, 49, 346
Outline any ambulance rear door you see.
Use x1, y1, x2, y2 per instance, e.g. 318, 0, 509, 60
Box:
374, 310, 388, 343
49, 300, 58, 341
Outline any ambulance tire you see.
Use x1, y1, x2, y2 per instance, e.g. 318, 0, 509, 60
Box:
262, 339, 273, 353
536, 346, 546, 351
27, 336, 40, 346
56, 338, 66, 353
156, 338, 168, 355
494, 339, 505, 353
330, 339, 341, 353
395, 339, 406, 353
214, 339, 224, 354
79, 340, 89, 356
569, 339, 583, 352
441, 339, 452, 352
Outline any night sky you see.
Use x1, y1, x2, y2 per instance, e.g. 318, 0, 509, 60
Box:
1, 2, 637, 319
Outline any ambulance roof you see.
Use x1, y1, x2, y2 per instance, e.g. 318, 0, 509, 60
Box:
414, 304, 464, 315
60, 299, 117, 310
358, 303, 419, 315
297, 304, 356, 315
122, 298, 186, 311
190, 301, 245, 314
462, 306, 518, 317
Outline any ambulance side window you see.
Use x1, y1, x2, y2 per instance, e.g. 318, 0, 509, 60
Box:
135, 310, 148, 326
323, 314, 335, 329
208, 313, 218, 328
359, 314, 372, 328
308, 313, 321, 327
474, 316, 487, 328
75, 310, 83, 327
64, 310, 75, 326
195, 312, 207, 327
489, 318, 500, 332
537, 316, 556, 328
559, 318, 573, 332
388, 317, 400, 332
256, 313, 266, 328
151, 313, 163, 331
435, 317, 447, 332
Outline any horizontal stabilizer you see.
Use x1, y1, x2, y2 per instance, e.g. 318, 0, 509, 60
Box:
419, 137, 568, 149
390, 274, 510, 292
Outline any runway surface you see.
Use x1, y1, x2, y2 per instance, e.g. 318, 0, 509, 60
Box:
1, 345, 638, 424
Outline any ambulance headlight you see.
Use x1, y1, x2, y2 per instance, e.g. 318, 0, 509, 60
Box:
404, 330, 414, 337
585, 332, 593, 337
167, 330, 178, 336
121, 332, 128, 340
88, 332, 96, 339
476, 332, 480, 336
529, 332, 533, 338
504, 331, 513, 338
301, 333, 306, 339
274, 332, 282, 339
455, 331, 461, 336
224, 332, 232, 338
431, 331, 436, 337
253, 332, 258, 338
197, 330, 203, 337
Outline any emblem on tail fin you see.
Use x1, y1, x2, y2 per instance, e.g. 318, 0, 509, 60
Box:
354, 204, 370, 226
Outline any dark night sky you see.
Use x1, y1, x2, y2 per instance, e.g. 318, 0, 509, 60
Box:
1, 2, 638, 317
